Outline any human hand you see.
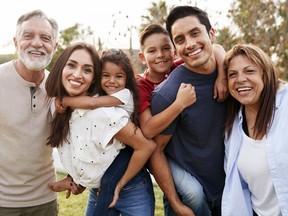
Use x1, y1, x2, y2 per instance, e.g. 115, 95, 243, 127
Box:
48, 176, 73, 192
173, 202, 196, 216
48, 176, 73, 199
70, 183, 86, 196
212, 43, 228, 102
108, 182, 122, 208
213, 76, 228, 102
55, 97, 67, 113
48, 176, 85, 199
175, 83, 196, 109
64, 182, 85, 199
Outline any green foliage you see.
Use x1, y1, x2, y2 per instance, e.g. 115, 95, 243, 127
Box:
217, 0, 288, 79
0, 53, 17, 64
139, 0, 168, 32
47, 23, 95, 71
2, 0, 287, 80
139, 0, 287, 80
56, 172, 89, 216
56, 172, 164, 216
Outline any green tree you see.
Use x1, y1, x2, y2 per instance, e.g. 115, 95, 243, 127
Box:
47, 23, 94, 71
139, 0, 168, 32
217, 0, 288, 79
97, 37, 104, 53
0, 53, 17, 64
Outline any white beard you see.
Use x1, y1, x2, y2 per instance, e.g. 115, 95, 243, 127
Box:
19, 48, 53, 71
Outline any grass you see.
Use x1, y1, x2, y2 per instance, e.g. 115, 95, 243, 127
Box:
56, 172, 164, 216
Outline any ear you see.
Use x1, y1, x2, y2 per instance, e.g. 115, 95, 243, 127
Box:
138, 52, 147, 65
53, 42, 59, 54
209, 27, 216, 43
13, 37, 18, 49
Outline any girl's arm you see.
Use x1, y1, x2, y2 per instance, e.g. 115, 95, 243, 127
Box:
140, 83, 196, 139
213, 44, 228, 102
62, 95, 122, 110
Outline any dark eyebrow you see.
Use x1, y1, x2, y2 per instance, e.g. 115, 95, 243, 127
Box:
67, 59, 93, 68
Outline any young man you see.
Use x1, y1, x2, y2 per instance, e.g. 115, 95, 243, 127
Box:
137, 24, 197, 139
0, 10, 59, 215
137, 24, 226, 139
149, 6, 227, 216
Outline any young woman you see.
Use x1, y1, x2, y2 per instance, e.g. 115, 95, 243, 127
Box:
45, 43, 156, 216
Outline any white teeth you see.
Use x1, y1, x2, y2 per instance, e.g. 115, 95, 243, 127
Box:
156, 60, 167, 64
188, 48, 201, 56
237, 87, 252, 92
107, 86, 117, 90
30, 51, 42, 55
70, 80, 81, 86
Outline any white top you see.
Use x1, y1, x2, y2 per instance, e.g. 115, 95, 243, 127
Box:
57, 101, 129, 188
238, 134, 281, 216
0, 61, 56, 207
111, 88, 134, 116
222, 84, 288, 216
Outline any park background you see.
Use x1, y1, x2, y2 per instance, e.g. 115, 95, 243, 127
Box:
0, 0, 287, 79
1, 0, 287, 215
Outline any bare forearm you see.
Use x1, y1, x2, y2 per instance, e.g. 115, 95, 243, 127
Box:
142, 102, 183, 139
142, 83, 196, 139
62, 95, 122, 109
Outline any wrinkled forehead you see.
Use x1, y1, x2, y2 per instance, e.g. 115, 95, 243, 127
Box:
17, 18, 55, 38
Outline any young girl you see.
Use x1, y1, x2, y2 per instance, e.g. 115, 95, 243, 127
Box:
46, 44, 156, 216
57, 49, 138, 124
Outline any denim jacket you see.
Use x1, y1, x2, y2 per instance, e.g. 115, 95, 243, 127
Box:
222, 84, 288, 216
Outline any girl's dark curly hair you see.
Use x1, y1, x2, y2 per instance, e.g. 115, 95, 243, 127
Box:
99, 49, 140, 127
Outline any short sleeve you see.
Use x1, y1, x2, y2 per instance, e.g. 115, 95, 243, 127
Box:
110, 88, 134, 115
110, 89, 131, 105
91, 107, 129, 150
136, 75, 155, 114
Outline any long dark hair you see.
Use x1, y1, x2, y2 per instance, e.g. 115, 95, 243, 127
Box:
224, 44, 278, 138
45, 42, 101, 147
99, 49, 140, 127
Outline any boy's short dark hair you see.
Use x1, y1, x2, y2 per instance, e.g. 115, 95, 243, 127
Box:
139, 24, 169, 50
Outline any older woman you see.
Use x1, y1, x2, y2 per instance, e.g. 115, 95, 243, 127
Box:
222, 44, 288, 216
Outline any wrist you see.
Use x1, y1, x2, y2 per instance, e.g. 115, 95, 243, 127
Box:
169, 195, 185, 210
66, 174, 73, 181
173, 100, 185, 112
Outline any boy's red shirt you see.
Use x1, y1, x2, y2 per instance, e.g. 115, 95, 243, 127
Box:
135, 58, 184, 113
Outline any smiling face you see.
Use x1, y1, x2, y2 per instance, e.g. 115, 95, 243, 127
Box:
227, 55, 264, 110
139, 33, 175, 75
171, 16, 215, 73
101, 61, 127, 95
15, 18, 57, 71
62, 49, 94, 96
